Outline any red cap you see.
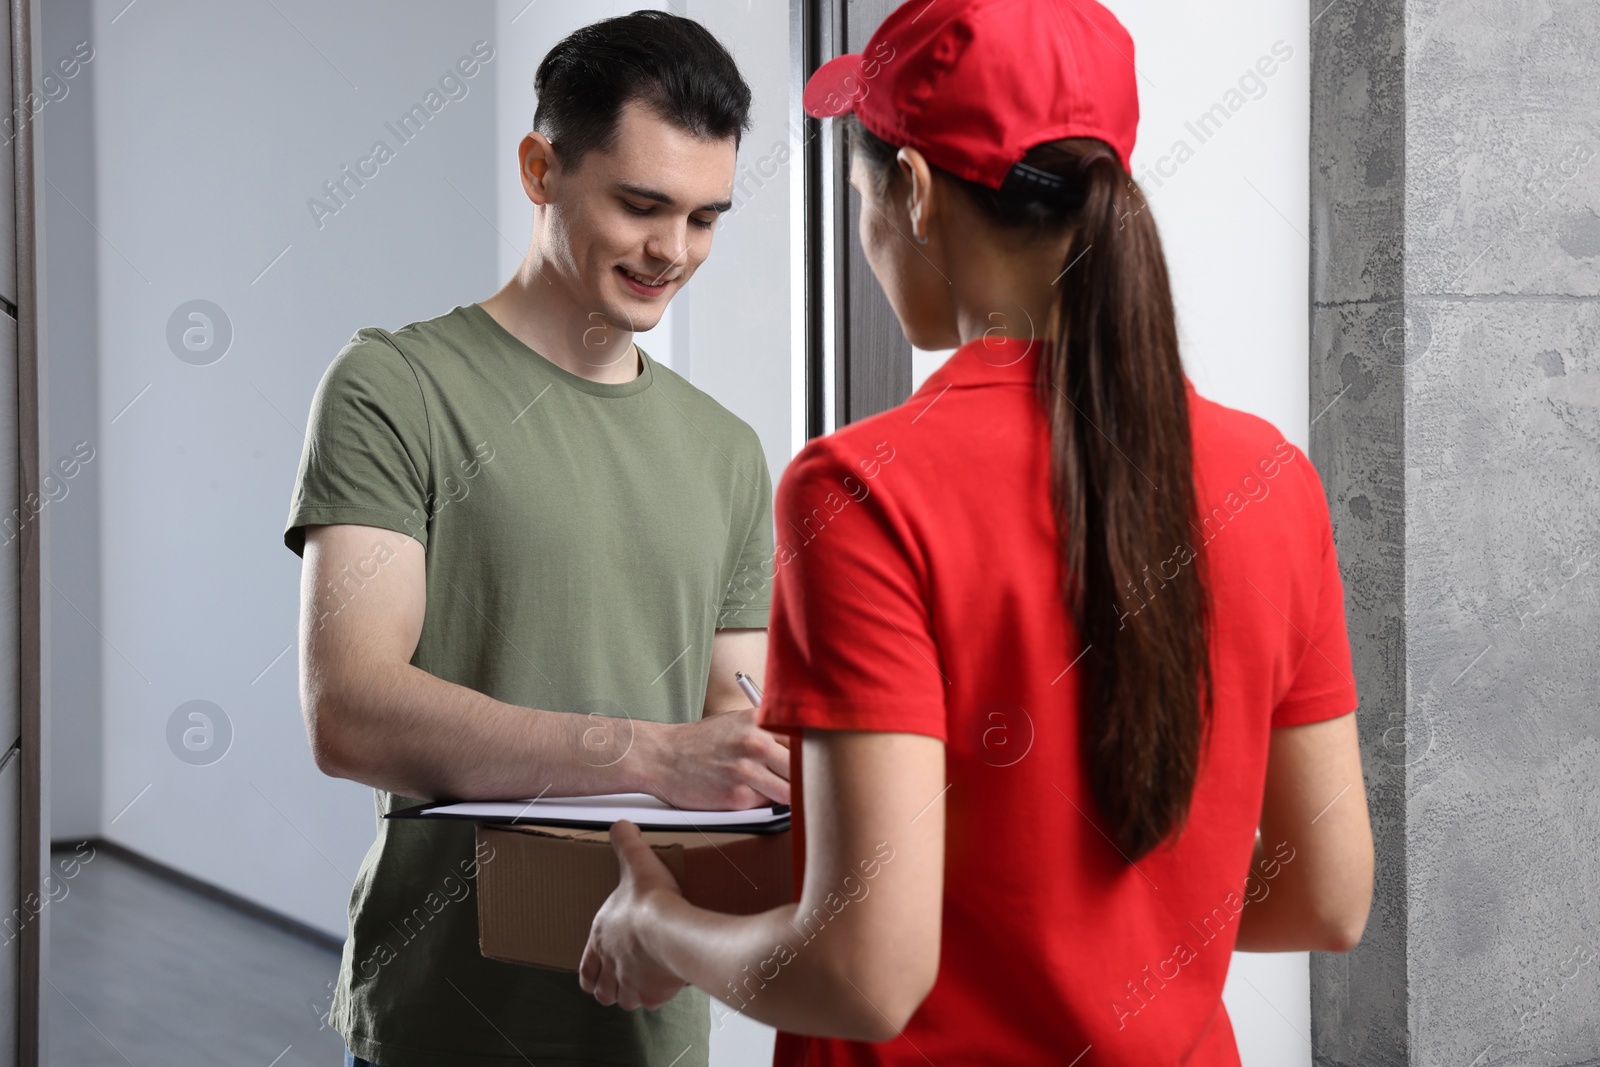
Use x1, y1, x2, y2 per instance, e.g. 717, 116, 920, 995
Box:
802, 0, 1139, 184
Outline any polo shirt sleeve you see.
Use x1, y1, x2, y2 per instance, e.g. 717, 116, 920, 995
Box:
1272, 459, 1359, 727
283, 328, 432, 558
758, 437, 948, 740
717, 430, 775, 629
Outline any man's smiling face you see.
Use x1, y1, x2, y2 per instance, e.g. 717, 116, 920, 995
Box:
545, 98, 737, 336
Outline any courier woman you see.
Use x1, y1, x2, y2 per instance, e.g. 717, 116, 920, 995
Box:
579, 1, 1375, 1063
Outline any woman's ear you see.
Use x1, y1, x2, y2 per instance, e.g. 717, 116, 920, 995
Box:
896, 146, 937, 244
519, 132, 559, 206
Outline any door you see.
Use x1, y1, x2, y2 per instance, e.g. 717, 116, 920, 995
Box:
2, 0, 44, 1060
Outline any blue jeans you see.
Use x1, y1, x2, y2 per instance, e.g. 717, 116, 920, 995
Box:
343, 1052, 379, 1067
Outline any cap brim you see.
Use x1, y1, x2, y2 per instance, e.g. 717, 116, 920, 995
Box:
802, 52, 867, 118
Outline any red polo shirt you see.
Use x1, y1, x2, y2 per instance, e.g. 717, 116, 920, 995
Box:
758, 335, 1358, 1066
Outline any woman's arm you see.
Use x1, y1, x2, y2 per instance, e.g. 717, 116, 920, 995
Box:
580, 728, 946, 1040
1234, 711, 1374, 951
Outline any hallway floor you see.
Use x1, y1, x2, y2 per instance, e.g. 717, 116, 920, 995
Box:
45, 846, 346, 1067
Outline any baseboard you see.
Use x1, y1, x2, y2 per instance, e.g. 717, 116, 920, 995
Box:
51, 836, 345, 956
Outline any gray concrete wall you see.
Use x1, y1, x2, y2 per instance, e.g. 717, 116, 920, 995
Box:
1308, 1, 1408, 1061
1310, 2, 1600, 1065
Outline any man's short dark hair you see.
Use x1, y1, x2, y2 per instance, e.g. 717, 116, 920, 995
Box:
533, 10, 753, 171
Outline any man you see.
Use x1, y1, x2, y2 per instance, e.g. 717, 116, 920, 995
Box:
282, 12, 786, 1067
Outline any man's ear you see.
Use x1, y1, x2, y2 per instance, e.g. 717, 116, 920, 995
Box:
519, 131, 559, 206
896, 146, 937, 243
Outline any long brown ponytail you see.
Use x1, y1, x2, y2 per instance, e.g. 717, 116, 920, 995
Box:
849, 116, 1212, 862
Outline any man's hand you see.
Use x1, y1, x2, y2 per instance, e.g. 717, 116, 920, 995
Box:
579, 820, 689, 1012
637, 708, 791, 810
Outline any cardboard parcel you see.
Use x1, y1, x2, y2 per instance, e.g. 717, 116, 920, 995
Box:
388, 793, 794, 972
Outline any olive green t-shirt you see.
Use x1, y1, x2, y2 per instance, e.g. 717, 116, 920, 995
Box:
283, 301, 774, 1067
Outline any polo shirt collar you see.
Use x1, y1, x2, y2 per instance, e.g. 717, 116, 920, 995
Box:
910, 334, 1200, 400
911, 335, 1041, 398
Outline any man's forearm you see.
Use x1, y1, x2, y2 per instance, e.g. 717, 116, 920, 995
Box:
313, 660, 660, 801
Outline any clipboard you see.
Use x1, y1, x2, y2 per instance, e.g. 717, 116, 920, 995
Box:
386, 791, 791, 835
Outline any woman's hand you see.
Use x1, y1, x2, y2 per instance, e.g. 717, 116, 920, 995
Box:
579, 820, 690, 1011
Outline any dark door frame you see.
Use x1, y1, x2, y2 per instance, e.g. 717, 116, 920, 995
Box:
796, 0, 910, 438
9, 0, 42, 1060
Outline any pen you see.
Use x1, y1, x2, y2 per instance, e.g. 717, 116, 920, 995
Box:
735, 671, 763, 708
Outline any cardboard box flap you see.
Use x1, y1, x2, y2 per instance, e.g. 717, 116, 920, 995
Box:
476, 823, 793, 972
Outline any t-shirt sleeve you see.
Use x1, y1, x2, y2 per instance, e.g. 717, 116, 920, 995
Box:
1272, 458, 1359, 727
283, 328, 432, 558
757, 437, 948, 739
717, 430, 776, 629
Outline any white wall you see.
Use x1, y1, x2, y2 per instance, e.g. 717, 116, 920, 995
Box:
681, 0, 797, 477
910, 4, 1316, 1066
73, 0, 501, 932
